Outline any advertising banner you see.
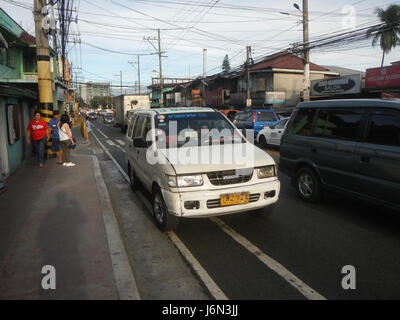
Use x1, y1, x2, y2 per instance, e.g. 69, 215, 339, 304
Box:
265, 91, 286, 104
366, 65, 400, 88
311, 75, 362, 96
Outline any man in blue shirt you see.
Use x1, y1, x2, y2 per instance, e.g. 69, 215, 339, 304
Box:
48, 110, 62, 164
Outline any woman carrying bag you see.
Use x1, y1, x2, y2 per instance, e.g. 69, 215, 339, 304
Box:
59, 114, 76, 167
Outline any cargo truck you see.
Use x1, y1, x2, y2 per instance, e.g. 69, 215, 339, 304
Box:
114, 94, 150, 132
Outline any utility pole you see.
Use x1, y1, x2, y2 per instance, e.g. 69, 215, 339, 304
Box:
34, 1, 54, 121
120, 70, 122, 96
128, 57, 141, 94
246, 46, 252, 109
137, 55, 141, 94
34, 0, 54, 156
203, 49, 207, 107
302, 0, 310, 102
158, 29, 163, 107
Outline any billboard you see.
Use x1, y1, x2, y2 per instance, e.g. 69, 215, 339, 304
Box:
366, 65, 400, 88
265, 91, 286, 104
311, 75, 362, 96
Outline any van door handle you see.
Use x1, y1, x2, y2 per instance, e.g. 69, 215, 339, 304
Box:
360, 155, 370, 163
311, 148, 317, 153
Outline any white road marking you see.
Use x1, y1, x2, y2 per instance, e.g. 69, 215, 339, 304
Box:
116, 139, 126, 146
167, 232, 228, 300
97, 128, 108, 139
117, 145, 126, 153
91, 130, 228, 300
210, 217, 327, 301
106, 139, 116, 146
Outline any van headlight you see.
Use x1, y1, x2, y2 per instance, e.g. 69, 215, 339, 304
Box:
167, 175, 203, 187
257, 165, 276, 179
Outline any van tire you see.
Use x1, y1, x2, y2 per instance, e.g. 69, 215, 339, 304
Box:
153, 190, 179, 231
128, 164, 140, 190
295, 167, 322, 203
250, 204, 275, 217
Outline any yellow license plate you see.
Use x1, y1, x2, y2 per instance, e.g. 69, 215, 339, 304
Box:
220, 192, 250, 206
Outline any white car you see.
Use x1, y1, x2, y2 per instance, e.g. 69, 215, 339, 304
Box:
125, 107, 280, 231
256, 117, 290, 147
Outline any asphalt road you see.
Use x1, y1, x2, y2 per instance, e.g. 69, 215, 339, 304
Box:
89, 117, 400, 300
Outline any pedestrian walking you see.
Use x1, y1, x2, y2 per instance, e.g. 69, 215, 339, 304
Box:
84, 115, 91, 144
48, 110, 63, 164
27, 111, 49, 168
59, 114, 76, 167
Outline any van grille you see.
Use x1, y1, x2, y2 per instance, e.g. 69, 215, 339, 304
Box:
207, 169, 253, 186
207, 193, 260, 209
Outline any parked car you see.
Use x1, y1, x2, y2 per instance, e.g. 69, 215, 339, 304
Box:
87, 112, 97, 120
256, 117, 290, 147
103, 114, 114, 124
279, 99, 400, 211
126, 107, 280, 231
233, 109, 279, 139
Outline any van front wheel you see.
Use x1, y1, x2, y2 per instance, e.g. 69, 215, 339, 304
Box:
153, 191, 179, 231
296, 167, 321, 202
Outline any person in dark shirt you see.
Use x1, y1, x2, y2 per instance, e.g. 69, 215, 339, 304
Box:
48, 110, 62, 164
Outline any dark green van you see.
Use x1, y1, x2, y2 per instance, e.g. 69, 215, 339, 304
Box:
279, 99, 400, 211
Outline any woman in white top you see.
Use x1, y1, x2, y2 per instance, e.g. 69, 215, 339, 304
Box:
59, 114, 76, 167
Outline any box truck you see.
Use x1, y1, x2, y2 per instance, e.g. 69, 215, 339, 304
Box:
114, 94, 150, 132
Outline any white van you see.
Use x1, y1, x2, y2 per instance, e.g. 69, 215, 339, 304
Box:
125, 107, 280, 231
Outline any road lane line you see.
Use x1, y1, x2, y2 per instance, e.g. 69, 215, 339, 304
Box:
91, 130, 228, 300
117, 145, 126, 153
97, 128, 109, 139
210, 217, 326, 300
167, 232, 228, 300
92, 131, 129, 181
106, 139, 116, 146
116, 139, 126, 146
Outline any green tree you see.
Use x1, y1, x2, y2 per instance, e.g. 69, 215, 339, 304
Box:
222, 54, 231, 73
367, 4, 400, 67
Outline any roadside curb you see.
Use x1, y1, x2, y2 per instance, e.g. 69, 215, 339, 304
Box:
91, 155, 141, 300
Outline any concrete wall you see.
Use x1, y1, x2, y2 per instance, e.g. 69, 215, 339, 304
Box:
273, 72, 326, 107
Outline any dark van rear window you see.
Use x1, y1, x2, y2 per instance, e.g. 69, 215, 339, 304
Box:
257, 112, 276, 122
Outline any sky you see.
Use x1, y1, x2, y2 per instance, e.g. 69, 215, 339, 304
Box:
1, 0, 400, 92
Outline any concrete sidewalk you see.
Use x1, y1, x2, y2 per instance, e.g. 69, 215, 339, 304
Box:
0, 127, 138, 299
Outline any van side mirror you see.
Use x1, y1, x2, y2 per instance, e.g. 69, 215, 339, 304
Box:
133, 137, 152, 148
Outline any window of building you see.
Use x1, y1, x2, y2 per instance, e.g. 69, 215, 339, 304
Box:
288, 108, 316, 136
366, 111, 400, 147
312, 109, 362, 141
0, 48, 4, 65
7, 48, 16, 68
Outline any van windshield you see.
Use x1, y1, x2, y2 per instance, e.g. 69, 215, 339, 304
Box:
155, 112, 244, 148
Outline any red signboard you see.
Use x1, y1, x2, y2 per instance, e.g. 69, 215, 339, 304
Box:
365, 65, 400, 88
205, 89, 223, 105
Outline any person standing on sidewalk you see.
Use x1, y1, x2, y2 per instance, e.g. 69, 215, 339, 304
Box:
59, 114, 76, 167
48, 110, 63, 164
27, 111, 49, 168
84, 115, 91, 144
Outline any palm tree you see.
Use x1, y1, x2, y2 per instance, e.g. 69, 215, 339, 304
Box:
367, 4, 400, 67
